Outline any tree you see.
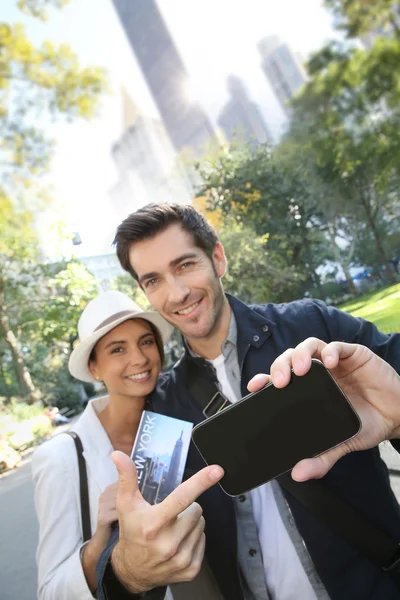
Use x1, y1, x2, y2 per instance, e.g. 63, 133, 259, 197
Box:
39, 261, 98, 354
324, 0, 400, 40
17, 1, 70, 21
0, 198, 45, 401
0, 2, 107, 196
0, 198, 97, 402
110, 274, 151, 310
291, 26, 400, 284
218, 218, 305, 304
196, 141, 331, 300
0, 1, 106, 401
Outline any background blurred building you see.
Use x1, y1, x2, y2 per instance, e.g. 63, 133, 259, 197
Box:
79, 253, 124, 291
111, 0, 216, 156
217, 75, 272, 148
109, 90, 192, 224
257, 35, 308, 115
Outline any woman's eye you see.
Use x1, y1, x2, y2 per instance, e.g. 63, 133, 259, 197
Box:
141, 338, 154, 346
111, 347, 123, 354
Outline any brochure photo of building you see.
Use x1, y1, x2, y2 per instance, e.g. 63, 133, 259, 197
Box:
131, 410, 193, 504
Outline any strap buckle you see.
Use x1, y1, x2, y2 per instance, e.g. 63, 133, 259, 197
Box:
383, 547, 400, 574
203, 391, 230, 418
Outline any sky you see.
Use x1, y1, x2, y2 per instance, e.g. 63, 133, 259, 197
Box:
4, 0, 339, 257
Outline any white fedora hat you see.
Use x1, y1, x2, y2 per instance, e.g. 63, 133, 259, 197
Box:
68, 291, 173, 383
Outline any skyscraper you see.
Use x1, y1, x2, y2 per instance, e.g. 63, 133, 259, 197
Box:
164, 431, 184, 494
112, 0, 215, 155
217, 75, 271, 149
109, 89, 192, 223
257, 36, 308, 114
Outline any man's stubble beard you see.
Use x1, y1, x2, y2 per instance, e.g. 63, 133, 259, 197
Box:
182, 277, 226, 342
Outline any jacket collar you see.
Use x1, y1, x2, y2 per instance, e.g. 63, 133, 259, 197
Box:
73, 396, 118, 491
181, 293, 275, 368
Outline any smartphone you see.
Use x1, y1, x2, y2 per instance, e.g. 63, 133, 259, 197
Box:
191, 359, 361, 496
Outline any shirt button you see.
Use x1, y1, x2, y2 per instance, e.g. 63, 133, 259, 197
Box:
253, 335, 260, 342
249, 548, 257, 557
262, 325, 269, 332
238, 495, 246, 502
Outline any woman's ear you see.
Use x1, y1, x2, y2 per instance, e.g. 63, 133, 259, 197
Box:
89, 360, 100, 381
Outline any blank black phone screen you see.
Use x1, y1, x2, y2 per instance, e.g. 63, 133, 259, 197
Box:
191, 359, 361, 496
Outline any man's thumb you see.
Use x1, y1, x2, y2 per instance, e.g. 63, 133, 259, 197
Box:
112, 450, 145, 508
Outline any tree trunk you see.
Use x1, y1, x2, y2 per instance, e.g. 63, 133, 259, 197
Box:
326, 227, 358, 295
0, 312, 39, 403
359, 194, 397, 284
302, 235, 324, 298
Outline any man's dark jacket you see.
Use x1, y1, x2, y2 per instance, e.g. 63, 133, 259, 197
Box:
97, 295, 400, 600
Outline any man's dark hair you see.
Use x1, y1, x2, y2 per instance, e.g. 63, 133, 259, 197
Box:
113, 203, 219, 280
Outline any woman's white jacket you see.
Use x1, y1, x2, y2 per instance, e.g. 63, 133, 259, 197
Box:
32, 396, 117, 600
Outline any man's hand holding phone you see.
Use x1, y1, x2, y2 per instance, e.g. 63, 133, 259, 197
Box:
248, 337, 400, 483
110, 451, 224, 593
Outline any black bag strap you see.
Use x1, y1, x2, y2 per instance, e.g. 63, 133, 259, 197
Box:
65, 431, 92, 543
178, 356, 231, 418
180, 355, 400, 575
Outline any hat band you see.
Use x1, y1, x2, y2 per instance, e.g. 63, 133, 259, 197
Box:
94, 310, 138, 331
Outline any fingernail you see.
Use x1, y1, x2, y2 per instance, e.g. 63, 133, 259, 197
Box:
273, 371, 284, 386
325, 354, 334, 364
209, 466, 224, 482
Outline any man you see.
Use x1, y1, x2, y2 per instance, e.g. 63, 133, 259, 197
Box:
97, 203, 400, 600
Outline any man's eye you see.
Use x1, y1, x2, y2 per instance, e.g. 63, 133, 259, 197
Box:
181, 261, 194, 269
145, 278, 158, 288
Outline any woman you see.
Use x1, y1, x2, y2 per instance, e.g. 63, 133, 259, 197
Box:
32, 290, 173, 600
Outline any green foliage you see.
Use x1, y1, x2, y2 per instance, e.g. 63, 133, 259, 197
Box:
40, 261, 97, 349
289, 8, 400, 284
196, 140, 332, 300
0, 3, 107, 193
0, 199, 98, 400
0, 397, 44, 421
110, 274, 151, 309
0, 398, 52, 451
38, 362, 83, 412
324, 0, 400, 40
0, 2, 107, 402
219, 217, 305, 303
17, 0, 70, 21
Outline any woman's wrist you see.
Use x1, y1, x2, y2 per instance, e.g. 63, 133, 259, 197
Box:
81, 531, 111, 593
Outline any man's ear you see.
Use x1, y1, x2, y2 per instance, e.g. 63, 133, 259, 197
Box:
212, 242, 227, 278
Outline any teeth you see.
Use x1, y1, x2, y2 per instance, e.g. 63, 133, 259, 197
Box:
128, 371, 149, 381
177, 302, 199, 315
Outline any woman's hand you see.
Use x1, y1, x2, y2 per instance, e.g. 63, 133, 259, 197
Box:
93, 481, 118, 548
82, 482, 118, 593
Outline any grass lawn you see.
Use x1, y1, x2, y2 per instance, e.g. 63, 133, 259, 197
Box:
339, 283, 400, 333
